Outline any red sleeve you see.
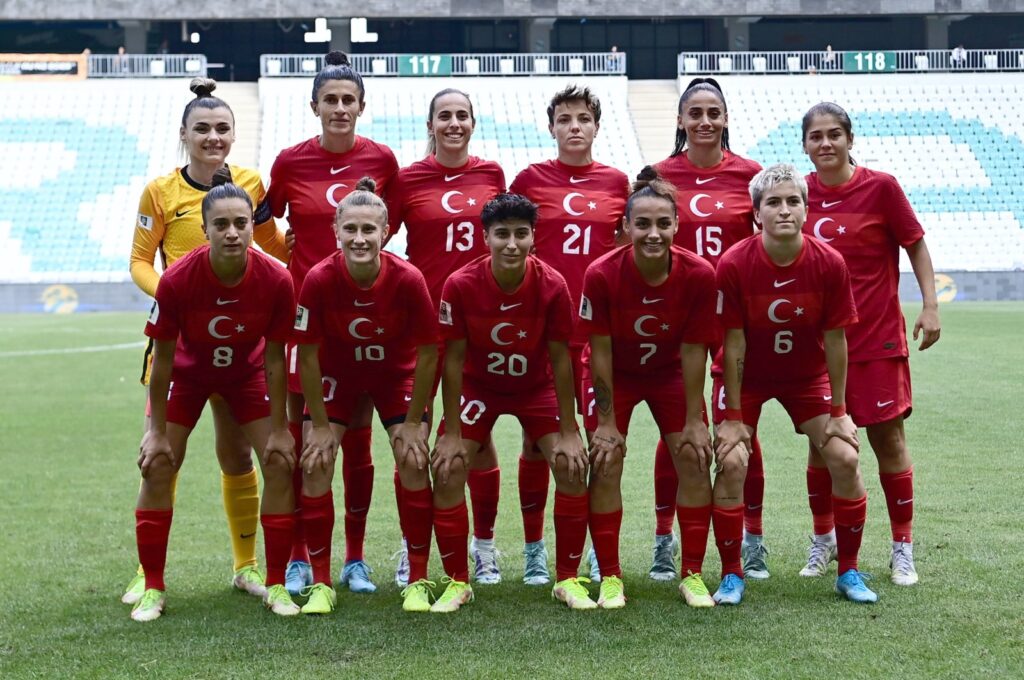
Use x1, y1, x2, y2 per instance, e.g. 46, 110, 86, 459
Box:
823, 254, 859, 330
716, 256, 745, 330
544, 276, 575, 343
293, 271, 324, 345
438, 276, 465, 341
266, 153, 289, 219
266, 274, 296, 344
405, 270, 440, 347
884, 174, 925, 248
145, 277, 180, 341
384, 175, 405, 242
508, 169, 527, 196
682, 264, 721, 346
493, 163, 508, 193
579, 265, 610, 336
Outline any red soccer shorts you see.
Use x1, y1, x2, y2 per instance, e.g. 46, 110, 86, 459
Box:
726, 373, 833, 433
582, 367, 702, 438
308, 369, 421, 428
163, 372, 270, 428
438, 382, 565, 444
846, 357, 913, 427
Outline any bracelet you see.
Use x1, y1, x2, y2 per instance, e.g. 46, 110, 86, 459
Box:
724, 408, 743, 421
830, 404, 847, 418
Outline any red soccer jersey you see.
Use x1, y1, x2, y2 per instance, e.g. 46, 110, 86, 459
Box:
386, 155, 506, 308
580, 245, 719, 376
655, 150, 761, 269
510, 159, 629, 345
293, 251, 438, 381
145, 246, 295, 385
804, 166, 925, 362
439, 256, 573, 395
267, 136, 399, 289
716, 235, 858, 389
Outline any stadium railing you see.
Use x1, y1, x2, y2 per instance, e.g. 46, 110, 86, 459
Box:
260, 52, 626, 77
677, 48, 1024, 75
87, 54, 208, 78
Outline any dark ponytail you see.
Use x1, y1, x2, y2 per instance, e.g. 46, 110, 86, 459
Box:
670, 77, 730, 157
201, 166, 252, 223
312, 51, 365, 103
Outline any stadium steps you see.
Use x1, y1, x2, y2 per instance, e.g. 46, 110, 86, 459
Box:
215, 82, 260, 170
627, 80, 679, 166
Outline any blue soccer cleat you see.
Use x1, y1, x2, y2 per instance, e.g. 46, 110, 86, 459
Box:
836, 569, 878, 603
284, 560, 313, 597
340, 559, 377, 594
713, 573, 746, 605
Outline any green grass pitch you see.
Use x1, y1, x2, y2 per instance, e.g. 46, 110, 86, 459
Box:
1, 304, 1022, 678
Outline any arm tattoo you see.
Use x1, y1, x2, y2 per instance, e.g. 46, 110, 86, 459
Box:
594, 377, 612, 415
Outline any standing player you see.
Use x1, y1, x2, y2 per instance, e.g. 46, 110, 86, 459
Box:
293, 179, 439, 614
123, 77, 290, 606
509, 84, 628, 586
131, 171, 297, 621
385, 88, 506, 586
799, 103, 940, 585
652, 78, 769, 581
716, 163, 877, 604
267, 51, 399, 596
431, 194, 587, 613
582, 168, 722, 609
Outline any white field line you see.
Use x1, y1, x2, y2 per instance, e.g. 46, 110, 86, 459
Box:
0, 341, 146, 358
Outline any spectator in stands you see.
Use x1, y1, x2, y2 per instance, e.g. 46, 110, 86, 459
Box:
122, 77, 290, 610
951, 44, 967, 69
114, 46, 129, 75
606, 46, 625, 73
799, 101, 940, 588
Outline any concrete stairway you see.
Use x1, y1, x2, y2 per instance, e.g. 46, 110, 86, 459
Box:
215, 82, 261, 170
626, 80, 680, 166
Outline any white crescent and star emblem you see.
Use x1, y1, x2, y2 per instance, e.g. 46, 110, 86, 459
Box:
326, 182, 348, 208
441, 190, 464, 215
490, 322, 515, 346
767, 299, 792, 323
633, 315, 658, 337
813, 217, 835, 242
208, 315, 232, 339
689, 193, 713, 218
562, 192, 585, 217
348, 317, 373, 339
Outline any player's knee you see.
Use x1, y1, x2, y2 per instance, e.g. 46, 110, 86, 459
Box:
144, 454, 176, 484
868, 422, 906, 460
829, 447, 861, 482
717, 455, 746, 483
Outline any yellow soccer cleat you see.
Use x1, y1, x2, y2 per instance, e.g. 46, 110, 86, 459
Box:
401, 579, 436, 613
264, 584, 301, 616
121, 569, 146, 605
130, 588, 166, 622
552, 577, 598, 610
430, 577, 473, 613
597, 575, 626, 609
300, 583, 338, 615
232, 565, 267, 598
679, 572, 715, 608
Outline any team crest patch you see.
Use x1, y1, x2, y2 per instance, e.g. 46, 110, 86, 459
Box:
439, 300, 453, 326
579, 295, 592, 321
138, 213, 153, 230
294, 305, 309, 331
147, 302, 159, 324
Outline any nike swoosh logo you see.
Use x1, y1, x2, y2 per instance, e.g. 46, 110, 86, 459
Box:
823, 396, 832, 401
746, 504, 762, 511
240, 532, 256, 539
349, 506, 368, 514
309, 547, 327, 556
440, 551, 455, 559
655, 504, 672, 511
642, 297, 663, 304
821, 200, 842, 208
404, 395, 413, 402
896, 498, 913, 506
724, 540, 736, 546
175, 209, 191, 217
569, 552, 583, 560
773, 279, 796, 288
410, 544, 427, 550
521, 503, 537, 510
354, 300, 374, 307
807, 493, 819, 497
850, 525, 864, 533
216, 298, 238, 305
695, 177, 716, 185
444, 173, 465, 182
500, 302, 522, 311
330, 165, 350, 175
877, 400, 894, 408
569, 176, 590, 184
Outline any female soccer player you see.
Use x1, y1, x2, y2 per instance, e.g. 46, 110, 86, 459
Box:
131, 171, 297, 621
431, 193, 586, 613
123, 77, 289, 606
509, 85, 628, 585
385, 88, 506, 586
294, 179, 439, 615
716, 163, 877, 604
267, 51, 399, 596
799, 103, 940, 585
582, 168, 722, 609
651, 78, 768, 582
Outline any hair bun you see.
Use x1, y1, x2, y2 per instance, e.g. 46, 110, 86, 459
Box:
189, 77, 217, 98
210, 166, 234, 188
635, 165, 660, 183
685, 76, 723, 94
354, 176, 377, 193
325, 51, 350, 67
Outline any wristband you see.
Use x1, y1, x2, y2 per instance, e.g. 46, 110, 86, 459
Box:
830, 404, 847, 418
724, 408, 743, 421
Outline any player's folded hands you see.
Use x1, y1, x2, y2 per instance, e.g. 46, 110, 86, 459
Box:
714, 419, 751, 460
589, 425, 625, 477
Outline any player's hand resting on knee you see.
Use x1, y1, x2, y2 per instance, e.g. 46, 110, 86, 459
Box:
301, 424, 338, 473
138, 430, 174, 476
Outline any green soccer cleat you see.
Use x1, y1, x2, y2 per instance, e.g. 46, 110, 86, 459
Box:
232, 565, 267, 598
121, 569, 146, 605
430, 577, 474, 613
300, 583, 338, 615
264, 584, 301, 616
401, 579, 436, 613
597, 575, 626, 609
130, 588, 166, 622
552, 576, 598, 610
679, 572, 715, 608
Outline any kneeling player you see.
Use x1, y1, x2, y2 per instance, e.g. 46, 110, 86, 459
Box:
715, 163, 877, 603
295, 179, 439, 614
132, 171, 298, 621
431, 193, 587, 613
582, 168, 724, 610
